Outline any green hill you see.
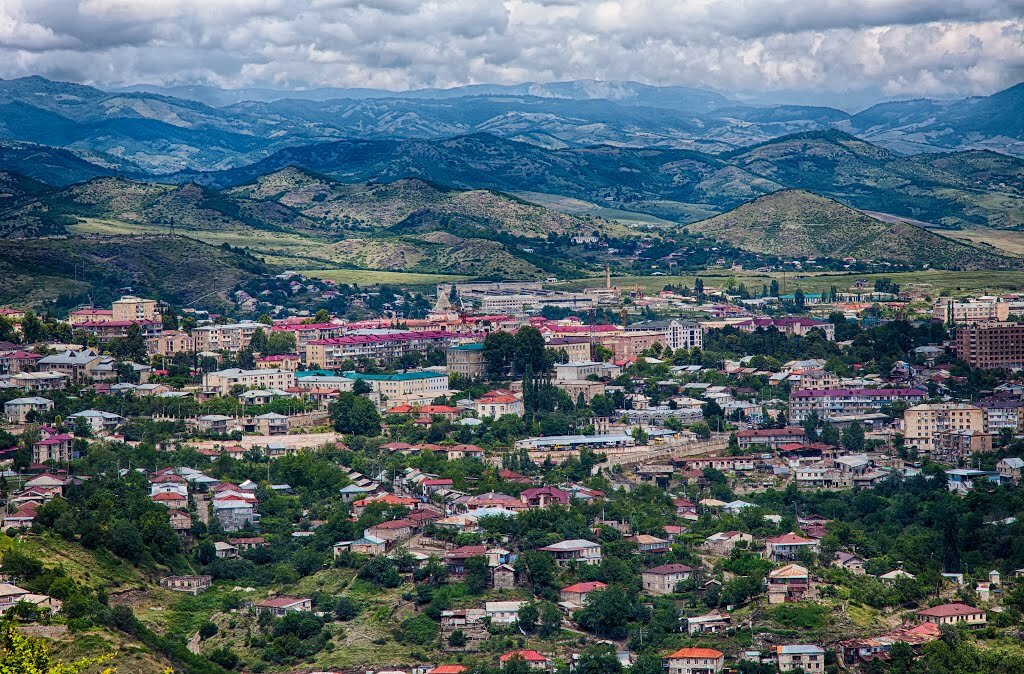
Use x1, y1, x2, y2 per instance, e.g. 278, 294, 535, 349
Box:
0, 234, 270, 308
686, 189, 1023, 270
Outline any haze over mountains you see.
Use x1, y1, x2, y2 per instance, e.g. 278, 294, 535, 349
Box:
2, 75, 1024, 289
1, 76, 1022, 175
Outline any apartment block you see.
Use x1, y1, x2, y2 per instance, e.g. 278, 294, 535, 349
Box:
903, 403, 985, 453
955, 322, 1024, 369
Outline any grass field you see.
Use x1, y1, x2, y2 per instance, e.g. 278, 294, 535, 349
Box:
0, 533, 147, 592
510, 191, 680, 226
945, 228, 1024, 255
299, 268, 472, 286
562, 270, 1024, 295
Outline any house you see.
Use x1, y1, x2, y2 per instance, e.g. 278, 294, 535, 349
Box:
334, 535, 386, 557
228, 536, 266, 552
2, 501, 39, 528
642, 564, 694, 596
560, 581, 607, 606
160, 575, 212, 595
66, 409, 123, 434
839, 621, 940, 666
32, 433, 74, 464
168, 510, 193, 532
701, 531, 753, 557
36, 349, 104, 382
736, 427, 805, 450
430, 666, 469, 674
627, 534, 671, 553
833, 551, 865, 574
998, 457, 1024, 483
663, 647, 725, 674
486, 601, 526, 624
686, 612, 731, 635
4, 397, 52, 423
475, 390, 525, 419
444, 545, 489, 576
212, 496, 260, 531
765, 533, 820, 562
499, 650, 551, 671
255, 596, 313, 616
520, 486, 570, 508
492, 564, 517, 589
537, 539, 602, 566
365, 519, 415, 543
916, 603, 986, 626
214, 541, 238, 559
151, 492, 188, 509
776, 645, 825, 673
767, 564, 814, 604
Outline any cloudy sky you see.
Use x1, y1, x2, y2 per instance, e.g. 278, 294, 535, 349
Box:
1, 0, 1022, 105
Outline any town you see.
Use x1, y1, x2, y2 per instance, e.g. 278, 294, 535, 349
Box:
1, 275, 1024, 674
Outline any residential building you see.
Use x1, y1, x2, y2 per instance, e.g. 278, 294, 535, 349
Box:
934, 429, 993, 460
766, 533, 820, 562
686, 612, 731, 635
701, 531, 754, 557
642, 564, 693, 595
305, 331, 457, 367
33, 432, 73, 464
792, 369, 841, 391
903, 403, 985, 453
149, 330, 196, 357
36, 349, 105, 382
998, 457, 1024, 483
537, 539, 602, 566
9, 371, 66, 391
733, 317, 835, 340
789, 388, 927, 423
159, 575, 212, 595
625, 319, 703, 351
598, 330, 670, 361
344, 370, 449, 400
255, 596, 313, 616
767, 564, 814, 604
112, 296, 159, 322
776, 645, 825, 673
736, 427, 806, 449
977, 394, 1024, 433
255, 354, 301, 371
834, 551, 866, 574
933, 298, 1009, 325
475, 390, 525, 419
916, 603, 986, 626
544, 337, 592, 362
4, 396, 52, 423
663, 647, 725, 674
66, 410, 123, 434
203, 368, 296, 395
955, 322, 1024, 369
486, 601, 527, 625
560, 581, 607, 606
446, 343, 486, 378
499, 650, 551, 671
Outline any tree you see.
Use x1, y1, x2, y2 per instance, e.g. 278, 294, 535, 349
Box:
330, 392, 382, 436
842, 423, 865, 452
513, 326, 549, 374
448, 629, 467, 647
539, 601, 562, 637
465, 555, 489, 594
573, 644, 623, 674
483, 331, 516, 379
266, 331, 297, 355
249, 328, 269, 354
573, 588, 635, 638
694, 277, 705, 300
198, 622, 218, 640
20, 312, 47, 344
0, 617, 115, 673
518, 602, 538, 633
107, 519, 145, 563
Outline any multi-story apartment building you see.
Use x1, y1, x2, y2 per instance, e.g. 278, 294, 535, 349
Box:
271, 322, 346, 349
192, 321, 265, 353
903, 403, 985, 453
304, 331, 459, 367
598, 330, 668, 361
932, 298, 1009, 325
625, 319, 703, 351
544, 337, 592, 361
789, 388, 927, 423
446, 343, 486, 378
955, 322, 1024, 369
112, 296, 159, 322
733, 317, 835, 341
792, 369, 841, 391
977, 394, 1024, 433
203, 368, 296, 395
75, 320, 163, 345
149, 330, 197, 357
343, 371, 450, 398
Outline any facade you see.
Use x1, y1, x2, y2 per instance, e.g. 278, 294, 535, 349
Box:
642, 564, 693, 596
344, 370, 450, 398
733, 317, 835, 341
33, 432, 74, 464
159, 575, 212, 595
625, 319, 702, 351
736, 427, 806, 449
768, 564, 814, 604
305, 331, 457, 367
475, 391, 525, 419
933, 298, 1009, 325
112, 296, 159, 322
446, 343, 486, 378
255, 596, 313, 616
203, 368, 296, 395
37, 349, 105, 382
598, 330, 669, 361
934, 429, 993, 460
776, 645, 825, 673
537, 539, 602, 566
955, 322, 1024, 369
559, 581, 607, 606
702, 531, 754, 557
790, 388, 927, 423
997, 457, 1024, 483
903, 403, 985, 453
916, 603, 986, 626
544, 337, 592, 362
977, 394, 1024, 433
766, 533, 820, 562
663, 648, 725, 674
4, 396, 52, 423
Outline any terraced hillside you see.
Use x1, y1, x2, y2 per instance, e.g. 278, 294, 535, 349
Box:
686, 190, 1023, 270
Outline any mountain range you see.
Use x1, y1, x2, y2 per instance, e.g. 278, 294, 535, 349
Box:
0, 76, 1021, 175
